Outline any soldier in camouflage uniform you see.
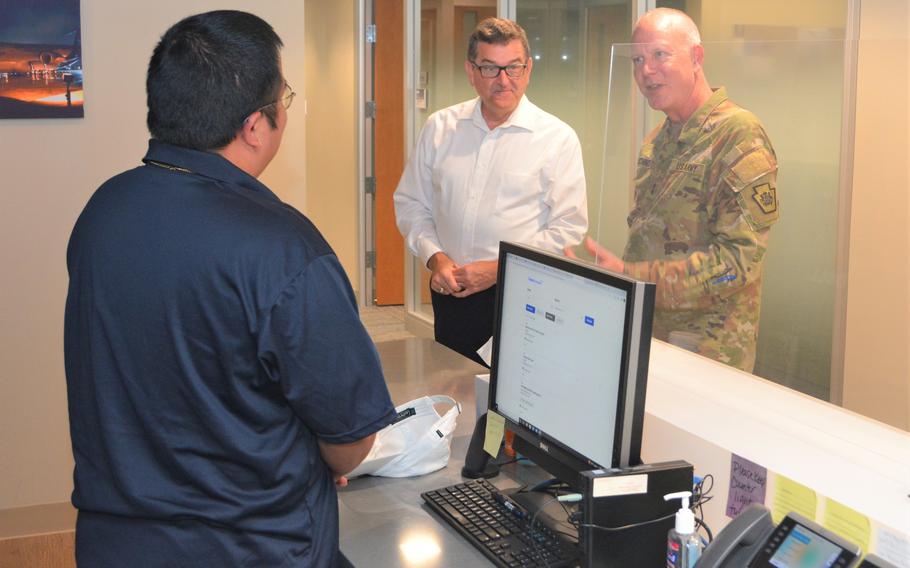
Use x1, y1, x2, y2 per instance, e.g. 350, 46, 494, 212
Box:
625, 86, 778, 372
569, 8, 778, 372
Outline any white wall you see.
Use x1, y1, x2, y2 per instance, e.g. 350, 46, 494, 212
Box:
0, 1, 306, 509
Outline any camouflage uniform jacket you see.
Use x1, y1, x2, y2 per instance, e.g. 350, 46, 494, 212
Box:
623, 88, 779, 372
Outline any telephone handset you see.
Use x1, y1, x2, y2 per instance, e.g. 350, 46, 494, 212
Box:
696, 504, 775, 568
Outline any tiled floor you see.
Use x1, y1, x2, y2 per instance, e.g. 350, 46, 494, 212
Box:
359, 305, 418, 343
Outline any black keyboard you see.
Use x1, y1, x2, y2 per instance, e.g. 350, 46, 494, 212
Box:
421, 478, 580, 567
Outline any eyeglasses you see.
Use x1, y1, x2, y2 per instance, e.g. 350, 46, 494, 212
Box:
470, 61, 528, 79
255, 81, 296, 113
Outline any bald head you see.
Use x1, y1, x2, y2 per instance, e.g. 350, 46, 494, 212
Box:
629, 8, 712, 124
633, 8, 701, 49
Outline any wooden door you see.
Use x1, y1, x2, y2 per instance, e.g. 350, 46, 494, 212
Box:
374, 0, 405, 305
373, 2, 496, 307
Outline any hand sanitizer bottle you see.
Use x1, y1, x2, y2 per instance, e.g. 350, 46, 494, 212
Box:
664, 491, 703, 568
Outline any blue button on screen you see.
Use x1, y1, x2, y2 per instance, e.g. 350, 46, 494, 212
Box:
584, 316, 594, 326
526, 304, 536, 314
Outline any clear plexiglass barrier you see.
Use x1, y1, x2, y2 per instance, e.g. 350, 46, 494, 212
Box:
590, 40, 851, 401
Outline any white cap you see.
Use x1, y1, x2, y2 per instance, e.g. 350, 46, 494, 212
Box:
664, 491, 696, 534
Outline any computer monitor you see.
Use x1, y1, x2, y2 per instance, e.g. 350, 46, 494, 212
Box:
488, 242, 656, 489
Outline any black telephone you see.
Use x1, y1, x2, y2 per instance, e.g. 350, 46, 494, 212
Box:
858, 554, 901, 568
699, 505, 866, 568
696, 504, 775, 567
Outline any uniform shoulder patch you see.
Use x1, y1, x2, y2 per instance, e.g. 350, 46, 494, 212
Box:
752, 183, 777, 214
734, 174, 779, 231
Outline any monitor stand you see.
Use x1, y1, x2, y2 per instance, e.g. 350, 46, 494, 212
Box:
461, 413, 501, 479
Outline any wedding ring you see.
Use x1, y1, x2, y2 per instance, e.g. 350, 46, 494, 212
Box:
438, 287, 445, 293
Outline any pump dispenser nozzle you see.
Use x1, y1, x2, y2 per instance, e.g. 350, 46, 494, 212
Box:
664, 490, 702, 567
664, 491, 695, 534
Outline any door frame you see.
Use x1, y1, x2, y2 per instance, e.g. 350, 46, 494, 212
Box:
357, 0, 374, 307
357, 0, 410, 308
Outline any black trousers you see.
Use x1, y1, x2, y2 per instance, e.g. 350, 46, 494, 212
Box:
430, 285, 496, 368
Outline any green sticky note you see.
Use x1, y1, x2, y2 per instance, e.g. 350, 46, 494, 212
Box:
484, 411, 505, 458
772, 474, 817, 523
823, 498, 870, 552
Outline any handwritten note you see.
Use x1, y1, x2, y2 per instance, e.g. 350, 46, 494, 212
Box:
483, 411, 505, 458
772, 474, 817, 523
726, 454, 768, 518
823, 498, 870, 552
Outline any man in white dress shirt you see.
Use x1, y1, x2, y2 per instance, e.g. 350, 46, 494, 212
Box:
394, 18, 587, 365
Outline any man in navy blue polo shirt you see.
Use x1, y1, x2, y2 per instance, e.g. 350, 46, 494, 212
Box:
64, 11, 396, 566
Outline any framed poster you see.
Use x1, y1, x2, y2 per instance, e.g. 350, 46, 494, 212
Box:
0, 0, 83, 119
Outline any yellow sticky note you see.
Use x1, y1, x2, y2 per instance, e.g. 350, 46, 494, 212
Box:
772, 474, 817, 523
483, 411, 505, 458
823, 498, 870, 552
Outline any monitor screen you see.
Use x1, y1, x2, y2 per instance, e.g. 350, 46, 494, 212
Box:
749, 514, 861, 568
489, 242, 655, 483
769, 525, 849, 567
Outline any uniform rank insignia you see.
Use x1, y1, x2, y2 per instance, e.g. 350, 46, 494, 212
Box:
752, 183, 777, 214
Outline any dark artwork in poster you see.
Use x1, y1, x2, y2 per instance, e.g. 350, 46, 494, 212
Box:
0, 0, 84, 119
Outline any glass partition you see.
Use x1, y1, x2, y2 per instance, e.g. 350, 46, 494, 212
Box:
404, 1, 904, 421
517, 1, 634, 254
597, 39, 850, 400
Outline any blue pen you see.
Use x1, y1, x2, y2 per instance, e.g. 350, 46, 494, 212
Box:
493, 492, 526, 518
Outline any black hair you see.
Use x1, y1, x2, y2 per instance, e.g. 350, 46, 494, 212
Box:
147, 10, 284, 151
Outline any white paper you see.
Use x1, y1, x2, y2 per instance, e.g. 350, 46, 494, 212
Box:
476, 336, 493, 367
592, 474, 648, 498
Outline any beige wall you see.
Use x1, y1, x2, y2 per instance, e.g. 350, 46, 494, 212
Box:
304, 0, 360, 286
697, 0, 848, 35
0, 1, 306, 509
843, 0, 910, 429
